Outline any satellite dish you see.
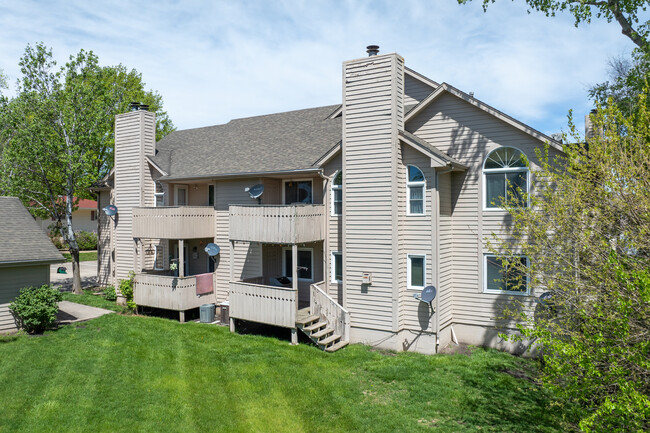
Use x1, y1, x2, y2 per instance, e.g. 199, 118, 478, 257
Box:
103, 205, 118, 216
245, 184, 264, 200
204, 243, 220, 256
413, 285, 437, 305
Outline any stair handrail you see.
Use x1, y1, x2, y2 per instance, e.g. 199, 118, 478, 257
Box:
310, 282, 350, 343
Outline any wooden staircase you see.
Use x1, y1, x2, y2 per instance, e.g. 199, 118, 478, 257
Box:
296, 307, 349, 352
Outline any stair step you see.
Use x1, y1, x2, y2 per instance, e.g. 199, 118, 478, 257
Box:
304, 321, 328, 332
311, 327, 334, 339
325, 340, 349, 352
296, 314, 320, 326
319, 334, 341, 346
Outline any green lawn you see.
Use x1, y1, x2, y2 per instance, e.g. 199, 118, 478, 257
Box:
0, 313, 573, 432
62, 251, 97, 262
60, 289, 129, 313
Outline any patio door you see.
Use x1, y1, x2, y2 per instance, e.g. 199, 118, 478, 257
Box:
174, 185, 188, 206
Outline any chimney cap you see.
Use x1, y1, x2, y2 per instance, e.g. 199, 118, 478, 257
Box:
129, 102, 141, 111
366, 45, 380, 56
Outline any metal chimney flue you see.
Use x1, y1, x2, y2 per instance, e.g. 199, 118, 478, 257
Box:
129, 102, 141, 112
366, 45, 379, 56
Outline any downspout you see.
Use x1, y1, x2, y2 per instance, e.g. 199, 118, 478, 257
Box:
434, 163, 455, 353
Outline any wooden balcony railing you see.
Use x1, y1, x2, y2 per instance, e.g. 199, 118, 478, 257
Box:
310, 282, 350, 343
132, 206, 215, 239
228, 280, 297, 328
134, 272, 214, 311
228, 204, 325, 244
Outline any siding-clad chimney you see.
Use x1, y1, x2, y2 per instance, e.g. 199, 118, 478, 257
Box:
342, 52, 404, 335
113, 109, 156, 282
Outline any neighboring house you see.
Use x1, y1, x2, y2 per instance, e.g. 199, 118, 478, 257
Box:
0, 197, 65, 333
38, 198, 99, 234
97, 48, 563, 354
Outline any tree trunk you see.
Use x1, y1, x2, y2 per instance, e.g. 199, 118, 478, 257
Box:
64, 192, 82, 294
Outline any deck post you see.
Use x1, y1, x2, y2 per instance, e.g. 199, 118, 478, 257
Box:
179, 239, 185, 277
179, 310, 185, 323
290, 327, 298, 345
229, 317, 235, 333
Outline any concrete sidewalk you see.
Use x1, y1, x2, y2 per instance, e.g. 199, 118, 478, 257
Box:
56, 300, 114, 325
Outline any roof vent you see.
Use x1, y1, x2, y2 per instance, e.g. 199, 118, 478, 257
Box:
366, 45, 379, 56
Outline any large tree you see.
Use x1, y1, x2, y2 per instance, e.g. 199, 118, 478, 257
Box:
0, 43, 174, 294
493, 95, 650, 431
458, 0, 650, 50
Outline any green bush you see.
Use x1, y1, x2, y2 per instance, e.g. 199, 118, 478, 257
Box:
103, 285, 116, 301
118, 272, 136, 310
9, 285, 62, 333
47, 231, 66, 250
75, 231, 97, 251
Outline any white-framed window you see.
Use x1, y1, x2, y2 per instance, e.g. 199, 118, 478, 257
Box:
154, 182, 164, 207
407, 254, 426, 290
483, 147, 529, 210
331, 171, 342, 216
153, 245, 164, 270
331, 251, 342, 283
282, 247, 314, 281
406, 165, 425, 215
483, 254, 529, 294
283, 180, 313, 204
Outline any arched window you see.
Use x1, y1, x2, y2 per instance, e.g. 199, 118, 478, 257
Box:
483, 147, 528, 209
331, 171, 342, 216
407, 165, 425, 215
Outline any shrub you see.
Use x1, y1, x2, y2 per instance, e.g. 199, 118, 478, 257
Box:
9, 285, 62, 333
75, 231, 97, 251
118, 271, 136, 310
103, 285, 117, 301
47, 231, 66, 250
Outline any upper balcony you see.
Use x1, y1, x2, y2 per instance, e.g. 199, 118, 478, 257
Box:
132, 206, 215, 239
229, 204, 325, 244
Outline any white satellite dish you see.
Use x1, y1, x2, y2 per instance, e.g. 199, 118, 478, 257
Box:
245, 184, 264, 200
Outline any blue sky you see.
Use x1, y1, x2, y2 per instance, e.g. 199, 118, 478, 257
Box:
0, 0, 637, 136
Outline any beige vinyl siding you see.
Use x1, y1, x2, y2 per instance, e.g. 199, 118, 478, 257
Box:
407, 91, 559, 328
437, 172, 454, 329
97, 190, 112, 286
214, 179, 263, 302
114, 111, 155, 281
323, 154, 342, 303
343, 53, 403, 332
397, 145, 434, 331
0, 264, 50, 332
404, 73, 435, 107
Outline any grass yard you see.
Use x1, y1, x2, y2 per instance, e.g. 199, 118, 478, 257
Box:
60, 289, 129, 313
0, 313, 573, 432
62, 251, 98, 262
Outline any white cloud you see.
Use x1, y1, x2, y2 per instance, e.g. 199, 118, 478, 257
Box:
0, 0, 638, 135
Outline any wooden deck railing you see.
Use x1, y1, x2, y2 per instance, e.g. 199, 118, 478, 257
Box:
132, 206, 215, 239
229, 204, 325, 244
310, 281, 350, 342
134, 273, 214, 311
229, 280, 297, 328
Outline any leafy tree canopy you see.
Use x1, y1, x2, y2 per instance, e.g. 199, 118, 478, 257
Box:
0, 43, 174, 293
459, 0, 650, 50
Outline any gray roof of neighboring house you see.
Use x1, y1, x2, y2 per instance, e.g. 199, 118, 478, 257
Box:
0, 197, 64, 266
152, 105, 343, 180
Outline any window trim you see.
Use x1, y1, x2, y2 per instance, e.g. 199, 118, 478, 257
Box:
282, 179, 313, 205
406, 165, 426, 216
483, 254, 530, 295
281, 247, 314, 282
482, 146, 530, 211
331, 251, 342, 284
174, 184, 188, 206
407, 254, 426, 291
331, 171, 342, 216
153, 245, 164, 270
154, 181, 165, 207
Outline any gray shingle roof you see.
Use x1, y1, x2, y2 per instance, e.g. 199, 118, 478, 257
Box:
152, 105, 342, 179
0, 197, 64, 266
